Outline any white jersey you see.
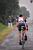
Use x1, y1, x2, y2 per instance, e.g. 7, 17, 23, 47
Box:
18, 17, 24, 23
18, 17, 28, 26
18, 17, 23, 21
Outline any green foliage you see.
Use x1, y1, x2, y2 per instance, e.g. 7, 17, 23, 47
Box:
0, 0, 20, 24
0, 0, 19, 16
20, 7, 30, 18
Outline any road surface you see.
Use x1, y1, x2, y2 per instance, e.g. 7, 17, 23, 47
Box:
0, 21, 33, 50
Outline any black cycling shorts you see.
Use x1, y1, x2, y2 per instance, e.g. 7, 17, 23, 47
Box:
18, 23, 26, 31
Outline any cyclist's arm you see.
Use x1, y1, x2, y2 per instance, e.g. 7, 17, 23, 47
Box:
26, 22, 28, 31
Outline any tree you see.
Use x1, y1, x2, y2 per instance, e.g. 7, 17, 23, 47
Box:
0, 0, 20, 24
20, 7, 30, 18
5, 0, 19, 16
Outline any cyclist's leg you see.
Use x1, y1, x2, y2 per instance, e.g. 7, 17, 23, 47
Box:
18, 31, 22, 45
21, 31, 25, 40
19, 31, 21, 41
18, 26, 22, 45
21, 31, 25, 49
22, 30, 27, 45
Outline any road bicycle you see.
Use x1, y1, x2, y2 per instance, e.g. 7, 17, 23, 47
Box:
20, 26, 27, 49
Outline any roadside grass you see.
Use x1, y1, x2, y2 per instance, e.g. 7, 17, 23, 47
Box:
0, 23, 16, 43
0, 23, 7, 32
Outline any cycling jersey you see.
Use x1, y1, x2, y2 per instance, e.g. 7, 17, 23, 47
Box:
16, 16, 28, 31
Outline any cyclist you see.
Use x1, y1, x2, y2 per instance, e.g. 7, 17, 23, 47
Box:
16, 15, 28, 45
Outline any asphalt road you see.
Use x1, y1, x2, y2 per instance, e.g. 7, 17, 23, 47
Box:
0, 22, 33, 50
